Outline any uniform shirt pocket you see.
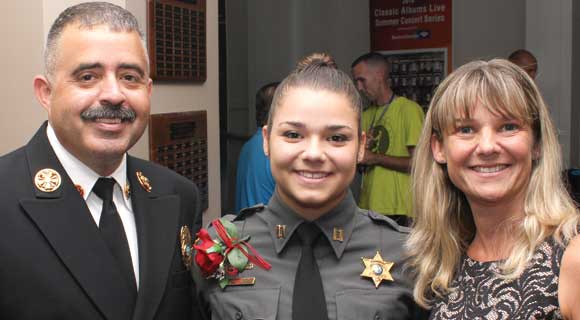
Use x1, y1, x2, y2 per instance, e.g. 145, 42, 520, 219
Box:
208, 287, 280, 320
336, 289, 411, 320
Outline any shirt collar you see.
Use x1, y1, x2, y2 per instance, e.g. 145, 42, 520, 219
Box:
261, 190, 358, 259
46, 123, 129, 204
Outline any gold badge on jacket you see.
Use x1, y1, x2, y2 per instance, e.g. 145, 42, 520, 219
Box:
332, 227, 344, 242
34, 168, 61, 192
180, 226, 193, 270
227, 277, 256, 286
361, 251, 394, 288
136, 171, 152, 192
276, 225, 286, 239
124, 183, 131, 199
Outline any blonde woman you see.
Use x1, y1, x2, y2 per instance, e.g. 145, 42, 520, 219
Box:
406, 59, 580, 319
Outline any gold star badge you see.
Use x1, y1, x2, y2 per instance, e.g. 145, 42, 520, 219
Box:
34, 168, 61, 192
361, 251, 394, 288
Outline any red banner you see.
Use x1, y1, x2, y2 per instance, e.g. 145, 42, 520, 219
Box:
370, 0, 452, 65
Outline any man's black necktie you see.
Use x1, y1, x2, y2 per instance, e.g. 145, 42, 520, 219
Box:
93, 177, 137, 296
292, 222, 328, 320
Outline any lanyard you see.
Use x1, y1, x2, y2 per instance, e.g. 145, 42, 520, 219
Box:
369, 93, 396, 131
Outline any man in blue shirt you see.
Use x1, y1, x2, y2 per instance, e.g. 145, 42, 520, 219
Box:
235, 82, 279, 212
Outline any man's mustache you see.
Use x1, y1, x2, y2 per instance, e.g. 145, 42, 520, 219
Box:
80, 104, 136, 122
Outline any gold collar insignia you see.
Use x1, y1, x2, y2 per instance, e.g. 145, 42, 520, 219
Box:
136, 171, 152, 192
34, 168, 61, 193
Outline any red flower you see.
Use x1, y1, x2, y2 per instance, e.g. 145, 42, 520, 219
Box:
194, 229, 224, 276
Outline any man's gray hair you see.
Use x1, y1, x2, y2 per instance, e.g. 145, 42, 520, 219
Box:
45, 2, 146, 78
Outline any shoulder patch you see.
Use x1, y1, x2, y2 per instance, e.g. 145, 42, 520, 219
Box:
234, 203, 266, 221
366, 210, 410, 234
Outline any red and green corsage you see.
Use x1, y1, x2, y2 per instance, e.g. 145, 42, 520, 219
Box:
193, 218, 271, 288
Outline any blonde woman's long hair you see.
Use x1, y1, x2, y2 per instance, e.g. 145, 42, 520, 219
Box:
406, 59, 579, 307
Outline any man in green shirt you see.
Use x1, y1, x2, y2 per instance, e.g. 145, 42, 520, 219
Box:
351, 52, 425, 226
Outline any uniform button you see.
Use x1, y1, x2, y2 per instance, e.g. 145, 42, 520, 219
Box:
235, 311, 243, 320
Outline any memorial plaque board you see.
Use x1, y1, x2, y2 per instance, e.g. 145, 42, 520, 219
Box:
148, 0, 207, 82
149, 111, 209, 210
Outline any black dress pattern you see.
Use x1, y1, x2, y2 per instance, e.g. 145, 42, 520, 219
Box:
429, 237, 567, 320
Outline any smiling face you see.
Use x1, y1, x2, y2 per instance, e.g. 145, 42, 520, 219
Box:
431, 102, 536, 212
263, 87, 365, 220
34, 24, 152, 175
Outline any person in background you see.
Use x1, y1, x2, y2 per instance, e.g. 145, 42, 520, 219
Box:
192, 53, 426, 319
508, 48, 538, 80
351, 52, 425, 227
407, 59, 580, 319
0, 2, 201, 319
235, 82, 279, 212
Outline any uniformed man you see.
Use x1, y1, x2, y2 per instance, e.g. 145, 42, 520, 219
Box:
0, 3, 201, 319
192, 53, 425, 320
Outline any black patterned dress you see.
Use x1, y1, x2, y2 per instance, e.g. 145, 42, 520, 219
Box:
429, 237, 567, 319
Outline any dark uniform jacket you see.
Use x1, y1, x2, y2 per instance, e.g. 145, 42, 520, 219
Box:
193, 191, 427, 320
0, 122, 202, 320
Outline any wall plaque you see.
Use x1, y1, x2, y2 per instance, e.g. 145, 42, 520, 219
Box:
148, 0, 207, 81
149, 111, 209, 210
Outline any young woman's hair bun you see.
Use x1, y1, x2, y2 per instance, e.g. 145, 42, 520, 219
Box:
295, 52, 338, 72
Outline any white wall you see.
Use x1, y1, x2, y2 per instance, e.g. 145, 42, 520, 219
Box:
226, 0, 370, 139
452, 0, 526, 67
244, 0, 370, 123
0, 2, 46, 153
526, 0, 573, 167
572, 1, 580, 167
